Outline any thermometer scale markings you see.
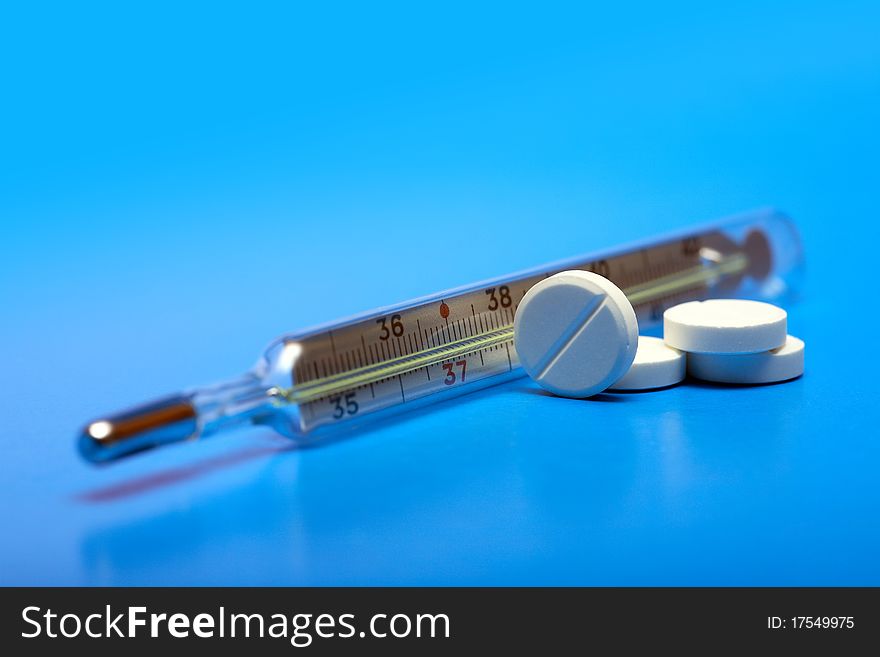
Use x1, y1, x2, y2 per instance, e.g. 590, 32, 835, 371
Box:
282, 233, 747, 431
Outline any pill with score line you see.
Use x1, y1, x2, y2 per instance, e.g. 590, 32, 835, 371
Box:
610, 336, 686, 391
663, 299, 787, 354
514, 270, 638, 398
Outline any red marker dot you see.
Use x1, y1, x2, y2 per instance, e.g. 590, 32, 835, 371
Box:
439, 303, 450, 319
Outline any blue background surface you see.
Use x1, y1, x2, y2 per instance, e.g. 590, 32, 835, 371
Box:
1, 1, 879, 585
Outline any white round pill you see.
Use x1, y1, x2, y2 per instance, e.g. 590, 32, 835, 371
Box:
514, 270, 638, 398
663, 299, 787, 354
687, 335, 805, 384
610, 336, 685, 391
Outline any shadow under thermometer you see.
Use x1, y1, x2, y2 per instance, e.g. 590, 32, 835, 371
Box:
79, 208, 803, 462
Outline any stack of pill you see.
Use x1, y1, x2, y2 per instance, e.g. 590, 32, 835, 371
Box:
514, 270, 804, 399
662, 299, 804, 385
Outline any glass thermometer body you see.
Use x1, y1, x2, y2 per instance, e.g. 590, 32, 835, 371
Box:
79, 208, 803, 462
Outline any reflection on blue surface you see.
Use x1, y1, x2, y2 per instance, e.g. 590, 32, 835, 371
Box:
1, 1, 879, 584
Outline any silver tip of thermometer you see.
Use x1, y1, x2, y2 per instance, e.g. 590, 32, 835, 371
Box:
78, 395, 199, 463
77, 208, 804, 464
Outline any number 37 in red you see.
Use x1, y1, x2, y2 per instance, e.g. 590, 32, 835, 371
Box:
442, 360, 467, 385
